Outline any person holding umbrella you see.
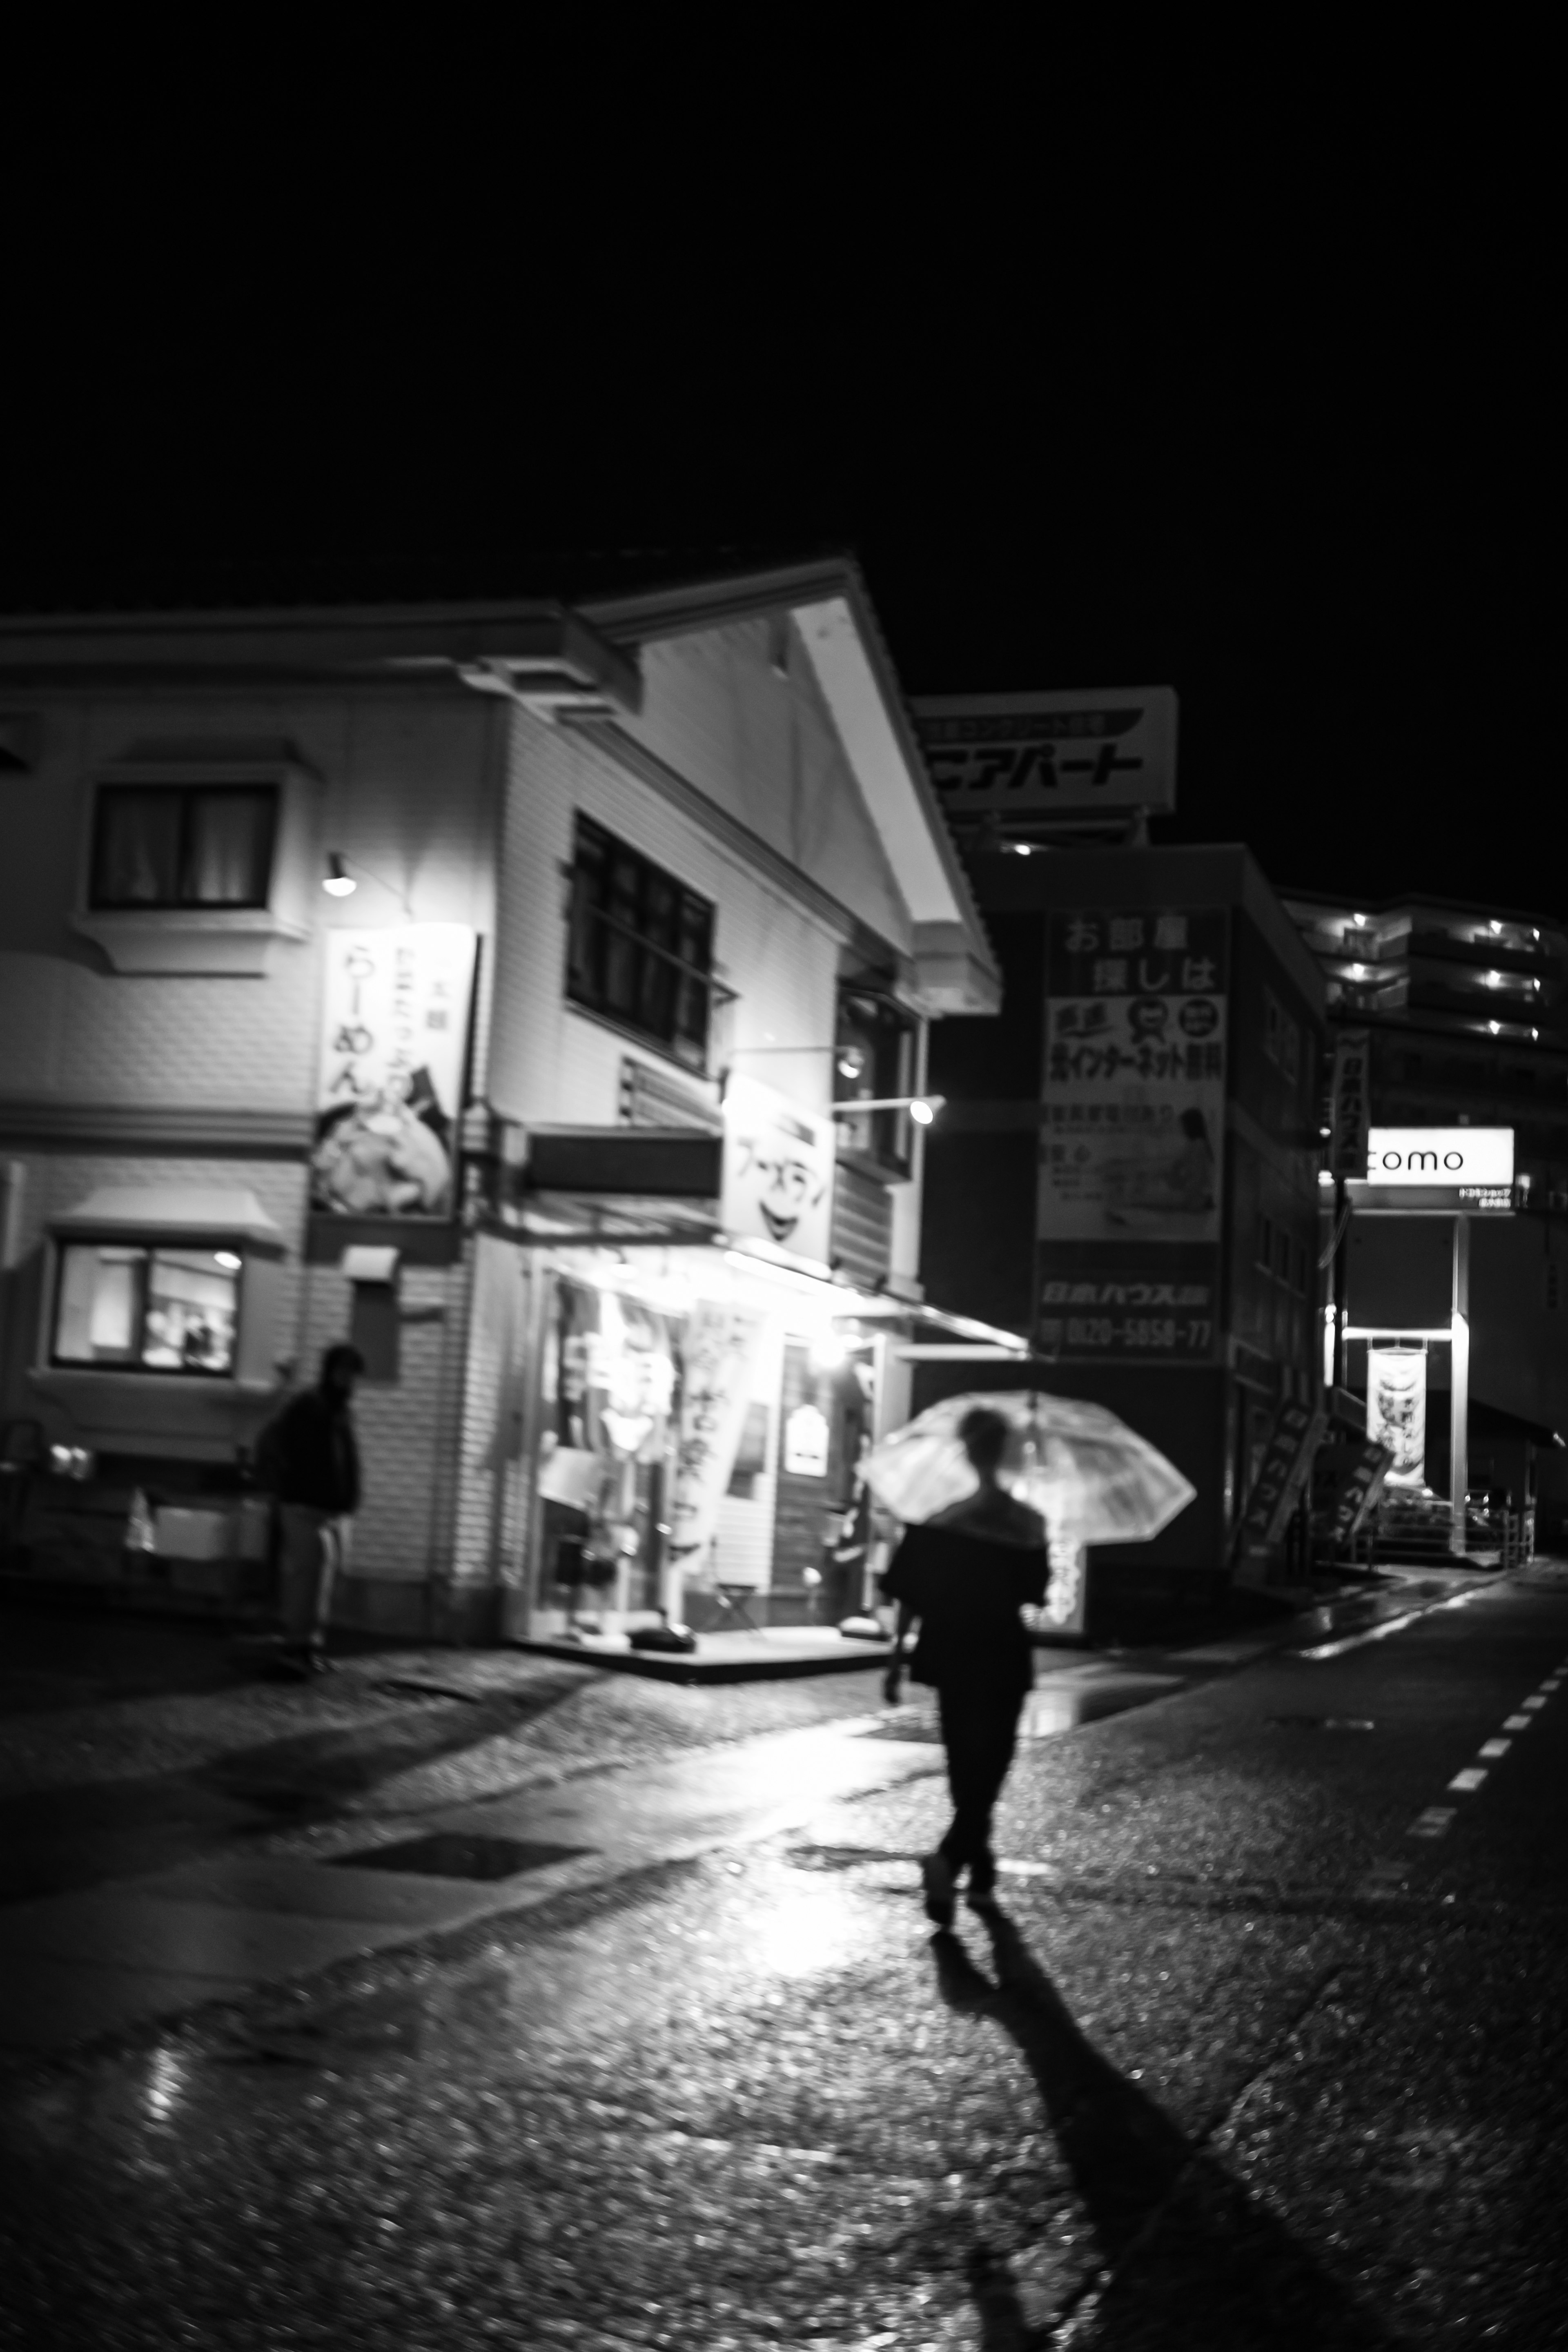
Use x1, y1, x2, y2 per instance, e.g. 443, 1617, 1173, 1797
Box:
880, 1404, 1048, 1926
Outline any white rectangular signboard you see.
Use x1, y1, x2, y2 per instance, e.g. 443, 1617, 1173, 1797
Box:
313, 923, 477, 1219
911, 686, 1178, 815
1365, 1129, 1514, 1187
720, 1073, 836, 1267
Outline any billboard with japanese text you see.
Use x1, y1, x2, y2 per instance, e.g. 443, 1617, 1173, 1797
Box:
1036, 1247, 1218, 1363
312, 924, 477, 1219
911, 687, 1177, 814
1040, 908, 1228, 1243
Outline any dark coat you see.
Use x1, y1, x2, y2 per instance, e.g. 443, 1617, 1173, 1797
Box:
880, 1522, 1047, 1696
258, 1388, 361, 1515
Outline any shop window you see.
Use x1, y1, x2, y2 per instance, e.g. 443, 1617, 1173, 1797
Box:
833, 987, 918, 1175
52, 1243, 241, 1375
90, 785, 278, 911
1255, 1214, 1274, 1275
566, 815, 714, 1071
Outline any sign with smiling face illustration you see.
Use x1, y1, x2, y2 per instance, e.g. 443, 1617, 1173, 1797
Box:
720, 1073, 836, 1265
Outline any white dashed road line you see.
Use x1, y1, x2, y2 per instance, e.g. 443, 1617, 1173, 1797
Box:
1448, 1766, 1488, 1792
1410, 1807, 1456, 1838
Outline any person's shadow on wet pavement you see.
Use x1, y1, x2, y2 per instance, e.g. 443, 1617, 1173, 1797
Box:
929, 1908, 1402, 2352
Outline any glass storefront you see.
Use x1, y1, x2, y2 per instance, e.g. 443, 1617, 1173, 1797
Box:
526, 1245, 889, 1637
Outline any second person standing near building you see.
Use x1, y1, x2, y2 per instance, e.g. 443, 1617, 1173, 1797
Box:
256, 1343, 365, 1677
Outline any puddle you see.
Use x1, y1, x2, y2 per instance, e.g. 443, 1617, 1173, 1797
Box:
331, 1833, 593, 1881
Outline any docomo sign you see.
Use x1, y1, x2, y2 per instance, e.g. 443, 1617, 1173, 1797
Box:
1365, 1128, 1515, 1187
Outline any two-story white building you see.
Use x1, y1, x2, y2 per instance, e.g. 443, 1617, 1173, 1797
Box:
0, 561, 1012, 1644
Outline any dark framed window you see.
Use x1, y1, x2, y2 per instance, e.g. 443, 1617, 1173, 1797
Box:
89, 785, 279, 910
52, 1242, 241, 1375
834, 987, 918, 1175
566, 816, 714, 1071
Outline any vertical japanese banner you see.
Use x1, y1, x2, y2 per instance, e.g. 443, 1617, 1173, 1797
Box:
312, 925, 477, 1219
667, 1301, 772, 1585
1330, 1029, 1371, 1183
1366, 1345, 1427, 1486
1037, 908, 1228, 1363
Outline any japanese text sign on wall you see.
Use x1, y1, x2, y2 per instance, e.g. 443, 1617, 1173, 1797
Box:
1037, 1263, 1217, 1363
1040, 909, 1229, 1245
721, 1073, 836, 1268
312, 924, 477, 1220
910, 687, 1178, 814
1329, 1030, 1371, 1182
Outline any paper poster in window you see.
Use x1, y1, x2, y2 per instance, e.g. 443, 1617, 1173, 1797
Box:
312, 925, 477, 1218
1039, 909, 1228, 1244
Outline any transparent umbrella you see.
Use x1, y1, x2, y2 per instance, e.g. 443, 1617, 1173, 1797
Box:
861, 1390, 1195, 1546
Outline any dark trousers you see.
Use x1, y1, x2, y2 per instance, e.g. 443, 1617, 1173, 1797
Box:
936, 1684, 1027, 1893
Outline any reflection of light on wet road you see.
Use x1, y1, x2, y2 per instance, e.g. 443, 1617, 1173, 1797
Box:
1020, 1676, 1181, 1738
145, 2048, 185, 2123
751, 1876, 873, 1979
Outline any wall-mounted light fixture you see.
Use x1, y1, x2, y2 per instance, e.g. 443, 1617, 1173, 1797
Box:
322, 853, 414, 913
831, 1094, 946, 1126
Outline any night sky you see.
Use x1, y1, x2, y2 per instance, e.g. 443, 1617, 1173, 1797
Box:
5, 71, 1549, 919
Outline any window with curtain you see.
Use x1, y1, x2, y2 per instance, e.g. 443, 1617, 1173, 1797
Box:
53, 1244, 241, 1374
90, 786, 278, 910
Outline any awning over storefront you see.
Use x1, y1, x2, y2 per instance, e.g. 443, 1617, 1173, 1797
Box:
50, 1184, 286, 1251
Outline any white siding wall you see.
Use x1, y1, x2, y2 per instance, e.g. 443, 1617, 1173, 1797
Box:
490, 709, 850, 1129
617, 619, 915, 959
0, 693, 498, 1111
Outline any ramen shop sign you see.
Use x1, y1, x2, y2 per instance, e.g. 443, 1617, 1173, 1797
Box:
1365, 1129, 1514, 1186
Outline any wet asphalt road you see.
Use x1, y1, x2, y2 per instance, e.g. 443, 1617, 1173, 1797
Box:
1, 1581, 1566, 2350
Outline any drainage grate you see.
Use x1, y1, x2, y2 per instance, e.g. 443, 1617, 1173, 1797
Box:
331, 1833, 593, 1881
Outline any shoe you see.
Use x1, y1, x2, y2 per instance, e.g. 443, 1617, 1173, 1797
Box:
920, 1852, 956, 1927
304, 1648, 334, 1676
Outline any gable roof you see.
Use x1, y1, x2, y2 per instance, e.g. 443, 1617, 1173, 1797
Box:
580, 557, 999, 1013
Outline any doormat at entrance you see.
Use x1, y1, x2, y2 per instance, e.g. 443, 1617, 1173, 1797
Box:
330, 1833, 593, 1882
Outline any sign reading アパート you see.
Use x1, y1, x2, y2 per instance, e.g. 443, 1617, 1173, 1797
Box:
910, 688, 1178, 815
1040, 909, 1228, 1244
720, 1074, 836, 1268
313, 924, 477, 1219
